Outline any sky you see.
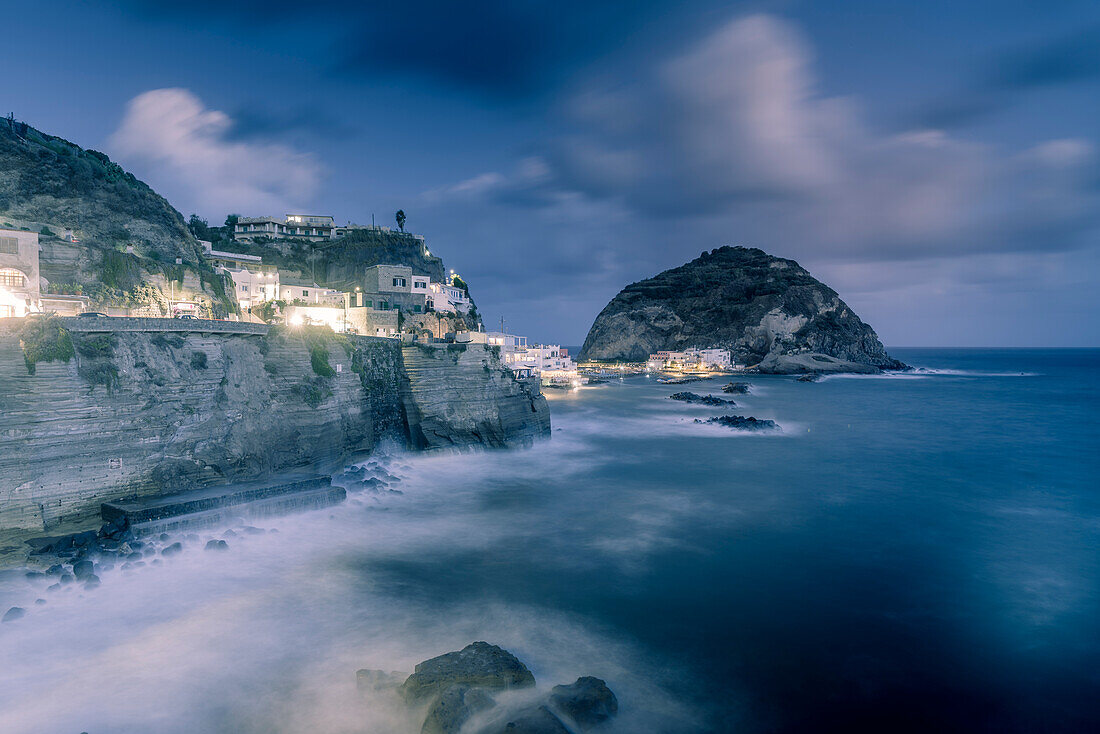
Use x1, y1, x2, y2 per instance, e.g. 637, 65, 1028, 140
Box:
4, 0, 1099, 347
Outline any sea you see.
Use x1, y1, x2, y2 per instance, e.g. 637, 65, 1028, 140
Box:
0, 348, 1097, 733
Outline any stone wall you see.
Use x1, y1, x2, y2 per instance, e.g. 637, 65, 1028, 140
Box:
0, 323, 550, 531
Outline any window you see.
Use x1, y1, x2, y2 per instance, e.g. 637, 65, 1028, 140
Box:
0, 268, 26, 287
241, 285, 248, 292
302, 290, 309, 297
414, 281, 427, 289
380, 301, 389, 310
364, 300, 373, 308
412, 305, 422, 313
392, 277, 407, 287
0, 237, 18, 255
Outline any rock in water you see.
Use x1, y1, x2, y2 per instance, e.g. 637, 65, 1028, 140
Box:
401, 642, 535, 703
421, 685, 497, 734
698, 415, 779, 431
722, 382, 751, 394
3, 606, 25, 623
669, 392, 736, 406
549, 677, 619, 728
579, 246, 906, 373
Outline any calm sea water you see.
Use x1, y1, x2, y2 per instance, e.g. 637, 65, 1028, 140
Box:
1, 348, 1097, 733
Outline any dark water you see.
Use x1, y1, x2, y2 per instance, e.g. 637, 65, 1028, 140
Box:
1, 348, 1097, 732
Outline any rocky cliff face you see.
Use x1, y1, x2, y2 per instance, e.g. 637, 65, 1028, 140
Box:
0, 320, 549, 531
579, 246, 905, 373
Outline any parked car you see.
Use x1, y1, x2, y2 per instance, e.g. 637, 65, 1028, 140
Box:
174, 314, 197, 320
78, 312, 108, 318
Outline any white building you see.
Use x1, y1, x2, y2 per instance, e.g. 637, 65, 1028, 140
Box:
234, 214, 336, 242
0, 229, 41, 318
279, 278, 343, 305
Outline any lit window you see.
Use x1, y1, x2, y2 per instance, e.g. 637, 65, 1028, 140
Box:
0, 268, 26, 287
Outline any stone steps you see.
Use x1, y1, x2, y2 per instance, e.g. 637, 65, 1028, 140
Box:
100, 476, 343, 535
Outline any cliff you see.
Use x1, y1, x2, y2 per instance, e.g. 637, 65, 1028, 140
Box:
579, 246, 905, 373
0, 318, 549, 531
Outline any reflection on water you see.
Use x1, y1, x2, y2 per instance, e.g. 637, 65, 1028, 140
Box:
1, 348, 1098, 733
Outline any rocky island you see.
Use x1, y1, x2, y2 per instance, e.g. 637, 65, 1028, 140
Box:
580, 246, 906, 374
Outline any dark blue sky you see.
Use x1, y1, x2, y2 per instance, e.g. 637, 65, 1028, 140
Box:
6, 1, 1099, 346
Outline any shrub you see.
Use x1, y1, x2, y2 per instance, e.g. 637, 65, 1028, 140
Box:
79, 361, 119, 391
19, 316, 74, 375
40, 226, 55, 237
190, 351, 208, 369
151, 332, 185, 349
74, 333, 116, 358
292, 379, 329, 408
310, 344, 335, 377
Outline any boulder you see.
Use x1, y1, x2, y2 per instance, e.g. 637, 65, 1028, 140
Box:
72, 559, 95, 580
2, 606, 25, 623
204, 539, 229, 552
722, 382, 751, 394
161, 542, 183, 556
421, 684, 497, 734
401, 642, 535, 704
549, 677, 618, 729
669, 392, 736, 406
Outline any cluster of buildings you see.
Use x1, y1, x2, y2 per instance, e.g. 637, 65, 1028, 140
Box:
1, 222, 581, 387
480, 331, 583, 386
203, 241, 471, 337
646, 348, 735, 373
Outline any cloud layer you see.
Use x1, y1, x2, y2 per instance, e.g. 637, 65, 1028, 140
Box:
109, 88, 321, 217
469, 15, 1098, 263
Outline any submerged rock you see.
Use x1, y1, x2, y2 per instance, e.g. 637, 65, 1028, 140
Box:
401, 642, 535, 703
161, 542, 183, 556
669, 391, 736, 406
2, 606, 25, 623
722, 382, 751, 394
355, 668, 407, 692
476, 705, 571, 734
696, 415, 779, 431
797, 373, 820, 382
204, 539, 229, 552
549, 677, 618, 728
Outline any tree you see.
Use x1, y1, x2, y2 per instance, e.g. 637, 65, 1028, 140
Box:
187, 214, 210, 240
224, 214, 240, 228
395, 210, 406, 232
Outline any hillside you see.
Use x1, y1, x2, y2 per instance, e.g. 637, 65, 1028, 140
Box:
0, 118, 235, 315
579, 246, 906, 373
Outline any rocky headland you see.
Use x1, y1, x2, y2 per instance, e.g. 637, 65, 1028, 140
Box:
580, 246, 906, 374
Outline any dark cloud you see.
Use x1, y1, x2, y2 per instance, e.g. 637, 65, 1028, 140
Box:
123, 0, 702, 98
228, 106, 358, 142
913, 26, 1100, 128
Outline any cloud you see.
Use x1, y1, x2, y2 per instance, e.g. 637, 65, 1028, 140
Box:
915, 26, 1100, 128
109, 88, 321, 216
441, 14, 1099, 265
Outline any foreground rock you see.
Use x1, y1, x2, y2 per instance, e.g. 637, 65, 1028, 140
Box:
669, 391, 736, 406
368, 643, 619, 734
722, 382, 751, 394
401, 642, 536, 704
580, 246, 906, 373
696, 415, 779, 431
